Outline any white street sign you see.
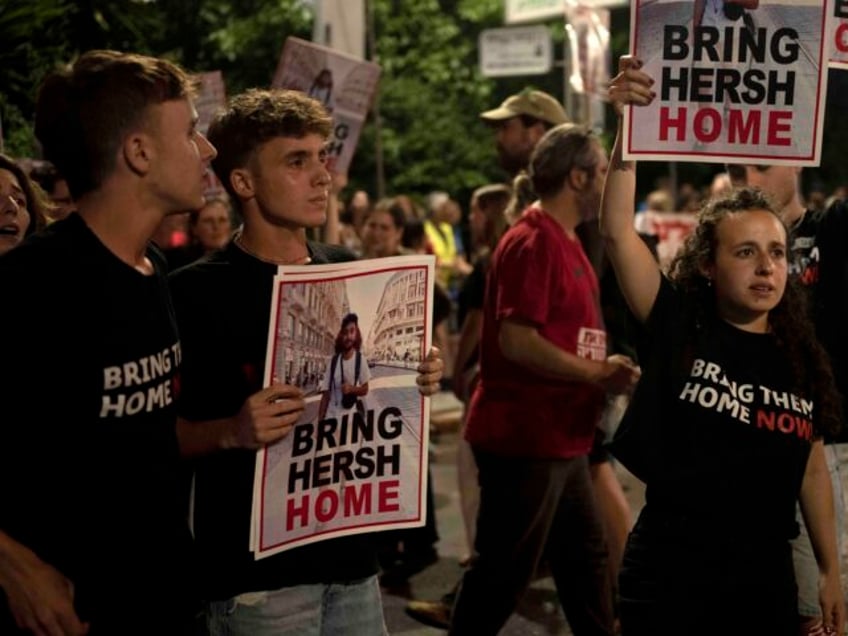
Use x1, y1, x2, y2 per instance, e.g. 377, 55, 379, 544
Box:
479, 25, 553, 77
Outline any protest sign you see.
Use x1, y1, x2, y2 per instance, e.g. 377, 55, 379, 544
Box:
831, 0, 848, 68
250, 255, 436, 559
624, 0, 830, 165
272, 37, 381, 176
634, 210, 698, 270
566, 2, 611, 131
192, 71, 227, 197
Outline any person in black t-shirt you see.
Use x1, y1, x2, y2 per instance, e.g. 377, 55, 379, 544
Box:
604, 55, 844, 636
170, 88, 443, 636
727, 162, 848, 634
0, 50, 217, 634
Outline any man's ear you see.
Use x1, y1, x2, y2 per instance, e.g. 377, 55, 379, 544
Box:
122, 131, 152, 176
230, 168, 254, 200
568, 166, 589, 191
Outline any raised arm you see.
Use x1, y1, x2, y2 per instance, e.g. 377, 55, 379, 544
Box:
600, 56, 662, 324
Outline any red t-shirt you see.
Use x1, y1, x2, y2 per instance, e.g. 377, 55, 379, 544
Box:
464, 207, 606, 458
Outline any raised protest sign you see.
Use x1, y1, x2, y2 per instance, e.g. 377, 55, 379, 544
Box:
192, 71, 227, 197
830, 0, 848, 69
250, 255, 435, 559
624, 0, 830, 165
272, 37, 381, 176
634, 210, 699, 270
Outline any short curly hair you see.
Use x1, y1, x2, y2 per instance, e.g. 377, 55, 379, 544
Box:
207, 89, 332, 210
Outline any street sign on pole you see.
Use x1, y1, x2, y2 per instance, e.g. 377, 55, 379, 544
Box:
479, 25, 552, 77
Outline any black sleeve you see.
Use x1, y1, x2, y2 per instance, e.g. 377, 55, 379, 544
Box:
433, 283, 452, 327
814, 201, 848, 431
463, 261, 487, 312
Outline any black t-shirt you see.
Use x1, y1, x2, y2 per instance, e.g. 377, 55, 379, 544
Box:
0, 214, 195, 631
620, 278, 814, 544
456, 255, 487, 330
169, 240, 379, 601
791, 203, 848, 442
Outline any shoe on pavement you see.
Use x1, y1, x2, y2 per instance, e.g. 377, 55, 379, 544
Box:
405, 599, 452, 630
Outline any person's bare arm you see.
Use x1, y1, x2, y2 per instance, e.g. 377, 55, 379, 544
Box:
499, 319, 639, 395
799, 441, 845, 635
176, 383, 305, 458
600, 56, 662, 324
0, 530, 89, 636
342, 382, 370, 398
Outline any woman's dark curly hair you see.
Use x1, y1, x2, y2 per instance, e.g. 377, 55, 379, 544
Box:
667, 187, 842, 437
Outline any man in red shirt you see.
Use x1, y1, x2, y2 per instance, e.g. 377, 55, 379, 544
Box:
449, 124, 639, 636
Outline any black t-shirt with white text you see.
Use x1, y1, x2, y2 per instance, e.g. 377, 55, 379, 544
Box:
170, 240, 378, 601
635, 279, 814, 543
0, 214, 195, 632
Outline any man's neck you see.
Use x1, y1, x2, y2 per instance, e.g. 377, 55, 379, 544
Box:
343, 349, 356, 360
75, 182, 163, 274
238, 219, 310, 265
782, 196, 806, 228
539, 193, 580, 238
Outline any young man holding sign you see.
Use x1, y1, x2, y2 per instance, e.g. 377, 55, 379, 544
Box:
169, 88, 442, 635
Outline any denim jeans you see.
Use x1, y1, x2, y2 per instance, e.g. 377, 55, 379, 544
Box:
205, 575, 387, 636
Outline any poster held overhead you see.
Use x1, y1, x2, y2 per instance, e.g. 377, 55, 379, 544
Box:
623, 0, 830, 166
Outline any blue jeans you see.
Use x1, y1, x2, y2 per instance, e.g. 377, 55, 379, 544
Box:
793, 443, 846, 618
205, 575, 387, 636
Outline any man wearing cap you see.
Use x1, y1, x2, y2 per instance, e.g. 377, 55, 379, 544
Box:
480, 89, 570, 176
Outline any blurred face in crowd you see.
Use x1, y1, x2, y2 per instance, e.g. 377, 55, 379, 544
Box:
494, 117, 540, 175
0, 168, 31, 255
577, 140, 609, 223
193, 200, 232, 252
362, 210, 402, 258
743, 165, 801, 214
50, 178, 76, 220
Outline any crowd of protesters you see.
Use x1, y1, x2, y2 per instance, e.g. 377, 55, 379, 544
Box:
1, 37, 848, 636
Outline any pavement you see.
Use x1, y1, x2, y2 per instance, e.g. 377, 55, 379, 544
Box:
380, 391, 648, 635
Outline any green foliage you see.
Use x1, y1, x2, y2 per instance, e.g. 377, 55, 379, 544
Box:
349, 0, 507, 199
6, 0, 848, 202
